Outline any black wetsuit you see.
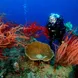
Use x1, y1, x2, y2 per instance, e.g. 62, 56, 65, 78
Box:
46, 18, 66, 49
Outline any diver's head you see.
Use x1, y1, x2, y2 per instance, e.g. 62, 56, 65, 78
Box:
49, 13, 60, 24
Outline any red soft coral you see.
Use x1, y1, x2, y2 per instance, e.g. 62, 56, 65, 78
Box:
55, 32, 78, 66
23, 22, 49, 38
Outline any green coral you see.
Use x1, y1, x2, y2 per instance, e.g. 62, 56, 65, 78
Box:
64, 22, 73, 31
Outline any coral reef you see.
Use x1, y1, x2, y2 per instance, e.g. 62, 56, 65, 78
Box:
0, 21, 50, 77
0, 20, 76, 78
13, 59, 73, 78
55, 32, 78, 66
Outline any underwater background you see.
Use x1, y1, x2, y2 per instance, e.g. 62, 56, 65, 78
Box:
0, 0, 78, 78
0, 0, 78, 25
0, 0, 78, 43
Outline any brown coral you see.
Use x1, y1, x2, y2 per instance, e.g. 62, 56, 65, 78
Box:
25, 41, 54, 61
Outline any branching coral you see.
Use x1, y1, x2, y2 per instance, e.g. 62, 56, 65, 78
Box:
0, 23, 30, 48
55, 32, 78, 66
23, 22, 49, 38
0, 22, 49, 60
0, 22, 30, 60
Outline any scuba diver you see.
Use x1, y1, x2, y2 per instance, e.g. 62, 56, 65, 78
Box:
46, 13, 66, 49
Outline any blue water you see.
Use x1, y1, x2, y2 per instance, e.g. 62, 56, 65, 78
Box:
0, 0, 78, 43
0, 0, 78, 25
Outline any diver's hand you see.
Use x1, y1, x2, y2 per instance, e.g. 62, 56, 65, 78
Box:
62, 41, 64, 43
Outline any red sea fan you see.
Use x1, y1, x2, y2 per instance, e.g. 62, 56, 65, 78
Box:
23, 22, 49, 38
55, 33, 78, 66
